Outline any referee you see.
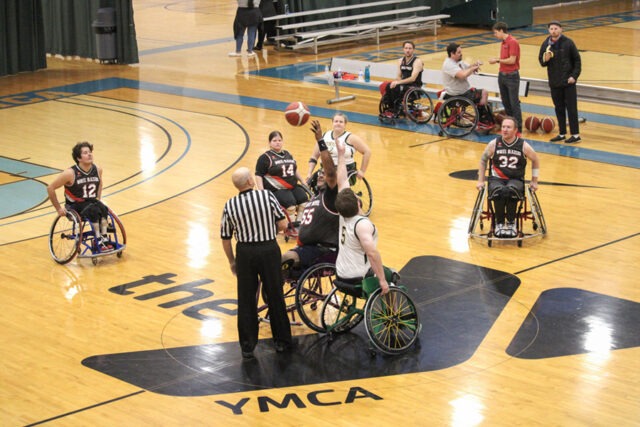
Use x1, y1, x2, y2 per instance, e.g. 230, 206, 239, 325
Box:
220, 167, 293, 359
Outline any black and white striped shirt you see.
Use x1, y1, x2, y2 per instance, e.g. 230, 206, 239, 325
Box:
220, 189, 285, 242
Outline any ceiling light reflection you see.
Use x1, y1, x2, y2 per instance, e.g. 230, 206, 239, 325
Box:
200, 319, 223, 340
583, 315, 613, 364
449, 216, 471, 253
450, 394, 484, 427
187, 221, 210, 269
139, 135, 157, 176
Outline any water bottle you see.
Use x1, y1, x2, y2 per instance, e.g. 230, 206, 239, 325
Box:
337, 67, 342, 79
324, 65, 329, 76
284, 4, 290, 14
364, 65, 371, 82
358, 69, 364, 82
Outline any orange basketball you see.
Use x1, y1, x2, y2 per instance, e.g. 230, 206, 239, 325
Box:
540, 116, 555, 133
284, 101, 311, 126
524, 116, 540, 132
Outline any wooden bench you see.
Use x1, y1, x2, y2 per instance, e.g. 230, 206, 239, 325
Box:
315, 57, 530, 106
267, 2, 446, 54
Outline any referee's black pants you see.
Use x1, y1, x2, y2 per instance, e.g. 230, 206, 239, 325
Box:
236, 240, 292, 353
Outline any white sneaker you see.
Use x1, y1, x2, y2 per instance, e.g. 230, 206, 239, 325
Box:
228, 52, 242, 57
246, 51, 256, 57
494, 223, 505, 237
506, 222, 517, 237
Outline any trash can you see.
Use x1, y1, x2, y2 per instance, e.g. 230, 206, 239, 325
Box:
92, 7, 117, 63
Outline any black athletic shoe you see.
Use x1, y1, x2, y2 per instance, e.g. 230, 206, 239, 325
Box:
565, 135, 581, 144
549, 134, 565, 142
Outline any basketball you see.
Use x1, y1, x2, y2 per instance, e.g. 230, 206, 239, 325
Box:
524, 116, 540, 132
540, 116, 555, 133
284, 101, 311, 126
494, 111, 507, 126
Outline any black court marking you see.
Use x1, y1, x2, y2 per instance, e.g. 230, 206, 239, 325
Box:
449, 169, 609, 188
507, 288, 640, 359
82, 256, 520, 396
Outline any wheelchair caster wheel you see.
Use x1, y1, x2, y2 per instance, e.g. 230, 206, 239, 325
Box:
92, 257, 98, 265
438, 131, 444, 137
517, 239, 523, 247
117, 250, 123, 258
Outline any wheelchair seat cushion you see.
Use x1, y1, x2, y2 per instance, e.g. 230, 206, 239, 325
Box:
334, 278, 363, 298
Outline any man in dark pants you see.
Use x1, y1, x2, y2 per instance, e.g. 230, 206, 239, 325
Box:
489, 22, 522, 134
221, 167, 293, 359
539, 20, 582, 144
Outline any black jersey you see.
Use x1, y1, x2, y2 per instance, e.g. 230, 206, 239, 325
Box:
401, 55, 422, 87
297, 185, 339, 247
490, 136, 526, 180
65, 164, 101, 203
255, 150, 298, 191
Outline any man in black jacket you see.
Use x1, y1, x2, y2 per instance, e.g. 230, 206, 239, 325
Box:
539, 20, 582, 144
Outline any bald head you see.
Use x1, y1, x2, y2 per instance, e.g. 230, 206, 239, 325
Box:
231, 167, 253, 191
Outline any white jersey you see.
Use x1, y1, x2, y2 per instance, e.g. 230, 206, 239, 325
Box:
323, 130, 356, 167
336, 215, 377, 280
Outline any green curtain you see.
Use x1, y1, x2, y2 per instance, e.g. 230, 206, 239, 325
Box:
42, 0, 138, 64
115, 0, 138, 64
0, 0, 47, 77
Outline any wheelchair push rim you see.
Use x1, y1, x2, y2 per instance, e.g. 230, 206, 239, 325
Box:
347, 171, 373, 217
364, 287, 421, 355
403, 88, 434, 124
437, 96, 479, 138
295, 262, 338, 333
320, 286, 365, 334
49, 211, 82, 264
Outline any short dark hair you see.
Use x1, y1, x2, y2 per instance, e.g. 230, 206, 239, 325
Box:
268, 130, 283, 142
72, 141, 93, 164
402, 40, 415, 49
548, 20, 562, 28
446, 42, 460, 57
492, 22, 508, 32
335, 188, 360, 218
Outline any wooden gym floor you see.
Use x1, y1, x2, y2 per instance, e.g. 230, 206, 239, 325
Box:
1, 0, 639, 425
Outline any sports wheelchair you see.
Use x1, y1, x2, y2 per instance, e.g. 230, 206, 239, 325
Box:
49, 207, 126, 265
257, 249, 337, 330
468, 184, 547, 247
435, 93, 496, 137
308, 169, 373, 217
319, 269, 421, 355
378, 85, 434, 125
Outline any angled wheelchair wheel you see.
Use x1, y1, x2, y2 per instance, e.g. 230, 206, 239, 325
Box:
49, 211, 82, 264
437, 96, 478, 137
348, 171, 373, 217
364, 287, 420, 355
527, 187, 547, 235
295, 262, 337, 333
403, 87, 433, 124
468, 186, 486, 234
321, 287, 365, 334
107, 208, 127, 255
